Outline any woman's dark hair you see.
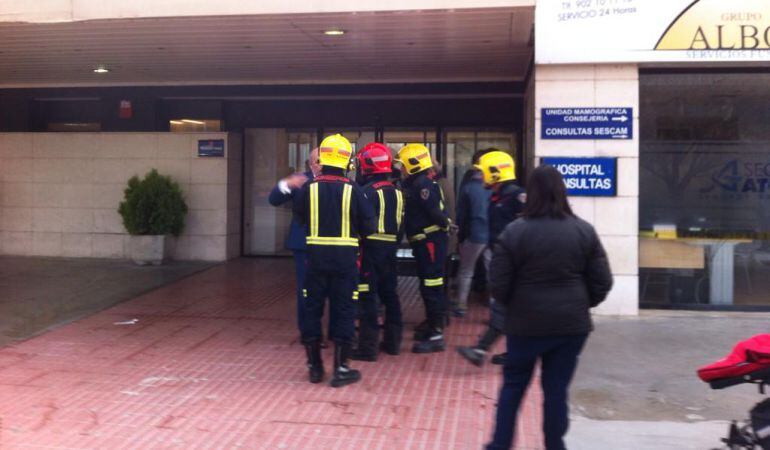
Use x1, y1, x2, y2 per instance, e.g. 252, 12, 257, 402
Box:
522, 165, 574, 219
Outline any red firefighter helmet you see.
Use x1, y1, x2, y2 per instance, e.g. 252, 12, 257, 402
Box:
357, 142, 393, 175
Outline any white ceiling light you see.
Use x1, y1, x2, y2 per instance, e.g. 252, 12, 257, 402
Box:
93, 65, 110, 74
323, 29, 345, 36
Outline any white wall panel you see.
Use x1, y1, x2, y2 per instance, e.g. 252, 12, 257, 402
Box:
0, 132, 239, 261
534, 63, 640, 315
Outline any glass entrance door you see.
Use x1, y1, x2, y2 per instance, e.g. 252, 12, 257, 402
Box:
244, 127, 518, 257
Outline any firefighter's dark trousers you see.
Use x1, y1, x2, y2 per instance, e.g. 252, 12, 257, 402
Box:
357, 241, 402, 353
301, 252, 358, 345
410, 231, 448, 330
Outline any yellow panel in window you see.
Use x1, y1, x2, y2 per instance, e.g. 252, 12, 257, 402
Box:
639, 238, 705, 270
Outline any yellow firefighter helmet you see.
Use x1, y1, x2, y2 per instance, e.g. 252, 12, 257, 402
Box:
397, 143, 433, 175
318, 134, 353, 169
475, 150, 516, 186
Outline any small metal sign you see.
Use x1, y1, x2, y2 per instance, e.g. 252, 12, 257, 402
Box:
198, 139, 225, 157
542, 107, 633, 140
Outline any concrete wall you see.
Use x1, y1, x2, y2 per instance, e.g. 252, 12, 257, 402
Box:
0, 132, 241, 261
534, 64, 640, 315
0, 0, 535, 22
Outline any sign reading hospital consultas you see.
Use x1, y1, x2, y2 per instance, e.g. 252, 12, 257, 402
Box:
542, 107, 632, 140
536, 0, 770, 64
541, 157, 618, 197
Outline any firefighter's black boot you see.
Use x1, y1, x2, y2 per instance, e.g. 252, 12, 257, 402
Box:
413, 320, 431, 341
456, 326, 501, 367
491, 352, 508, 365
477, 326, 502, 352
412, 328, 446, 354
330, 344, 361, 388
304, 341, 324, 384
352, 321, 378, 362
381, 323, 403, 356
456, 346, 486, 367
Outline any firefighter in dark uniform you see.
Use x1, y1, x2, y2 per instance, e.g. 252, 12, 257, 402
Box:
294, 134, 376, 387
351, 142, 405, 361
457, 150, 526, 367
398, 143, 450, 354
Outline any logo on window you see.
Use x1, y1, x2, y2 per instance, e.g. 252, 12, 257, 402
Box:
656, 0, 770, 51
701, 159, 770, 194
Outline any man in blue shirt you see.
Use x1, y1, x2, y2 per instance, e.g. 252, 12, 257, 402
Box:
268, 148, 320, 334
453, 149, 492, 317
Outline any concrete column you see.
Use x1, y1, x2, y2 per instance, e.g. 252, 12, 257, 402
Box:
226, 133, 243, 259
534, 64, 640, 316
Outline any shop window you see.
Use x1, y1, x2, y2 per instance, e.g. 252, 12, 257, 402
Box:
33, 99, 102, 132
640, 72, 770, 309
169, 119, 221, 132
383, 129, 439, 177
445, 130, 516, 195
384, 130, 437, 156
325, 129, 376, 178
47, 122, 101, 132
325, 129, 378, 155
655, 116, 740, 141
287, 130, 317, 174
163, 99, 223, 132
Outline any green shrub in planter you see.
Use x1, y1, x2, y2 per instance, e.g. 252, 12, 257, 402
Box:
118, 169, 188, 236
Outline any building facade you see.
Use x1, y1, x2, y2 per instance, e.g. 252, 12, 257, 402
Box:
0, 0, 768, 314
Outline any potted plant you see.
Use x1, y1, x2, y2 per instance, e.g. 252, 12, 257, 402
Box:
118, 169, 188, 265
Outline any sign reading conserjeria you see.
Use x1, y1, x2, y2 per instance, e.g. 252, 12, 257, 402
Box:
542, 107, 632, 140
536, 0, 770, 64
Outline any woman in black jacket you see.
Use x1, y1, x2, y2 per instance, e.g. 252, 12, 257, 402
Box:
485, 165, 613, 450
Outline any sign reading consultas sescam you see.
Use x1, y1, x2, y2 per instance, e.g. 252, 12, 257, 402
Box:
541, 157, 617, 197
542, 107, 632, 140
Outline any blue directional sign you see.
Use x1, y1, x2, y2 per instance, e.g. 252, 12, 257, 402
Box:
198, 139, 225, 157
541, 157, 617, 197
542, 107, 633, 140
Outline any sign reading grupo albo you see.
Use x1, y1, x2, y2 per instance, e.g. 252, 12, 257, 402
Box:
536, 0, 770, 63
541, 157, 618, 197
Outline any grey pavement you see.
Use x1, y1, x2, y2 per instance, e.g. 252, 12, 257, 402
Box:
567, 416, 728, 450
568, 310, 770, 449
0, 256, 213, 346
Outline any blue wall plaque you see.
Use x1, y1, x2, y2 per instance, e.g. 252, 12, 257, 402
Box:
198, 139, 225, 157
542, 107, 632, 140
541, 157, 617, 197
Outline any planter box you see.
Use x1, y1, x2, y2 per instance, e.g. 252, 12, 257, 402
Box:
128, 235, 172, 265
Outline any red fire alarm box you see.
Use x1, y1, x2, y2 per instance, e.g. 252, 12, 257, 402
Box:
119, 100, 133, 119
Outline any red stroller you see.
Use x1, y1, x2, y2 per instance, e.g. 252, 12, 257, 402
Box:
698, 334, 770, 450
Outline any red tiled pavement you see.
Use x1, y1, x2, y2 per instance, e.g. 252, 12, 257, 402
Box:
0, 259, 543, 449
